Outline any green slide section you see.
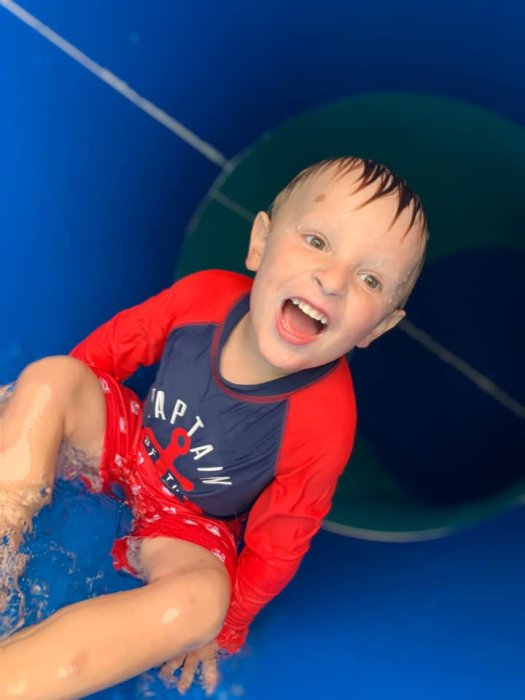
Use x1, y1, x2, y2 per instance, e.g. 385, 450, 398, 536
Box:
176, 92, 524, 540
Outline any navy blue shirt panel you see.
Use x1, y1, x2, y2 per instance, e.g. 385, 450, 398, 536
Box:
141, 293, 337, 519
142, 322, 288, 518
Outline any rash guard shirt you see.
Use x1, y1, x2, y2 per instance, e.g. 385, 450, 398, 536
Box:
71, 270, 356, 653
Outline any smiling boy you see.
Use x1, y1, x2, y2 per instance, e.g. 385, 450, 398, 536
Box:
0, 157, 427, 698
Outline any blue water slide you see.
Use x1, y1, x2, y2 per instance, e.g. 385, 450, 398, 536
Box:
1, 2, 523, 698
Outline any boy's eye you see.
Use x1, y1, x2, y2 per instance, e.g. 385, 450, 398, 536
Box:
305, 234, 326, 250
361, 274, 381, 290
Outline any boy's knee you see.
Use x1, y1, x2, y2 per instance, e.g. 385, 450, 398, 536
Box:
18, 356, 105, 451
21, 356, 91, 391
187, 567, 230, 640
21, 356, 102, 414
166, 567, 231, 646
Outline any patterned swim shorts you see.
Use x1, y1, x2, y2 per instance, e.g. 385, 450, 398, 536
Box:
83, 368, 240, 585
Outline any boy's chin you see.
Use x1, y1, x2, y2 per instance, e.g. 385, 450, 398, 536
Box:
257, 330, 343, 376
261, 347, 323, 377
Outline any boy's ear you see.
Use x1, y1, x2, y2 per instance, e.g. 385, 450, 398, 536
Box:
245, 212, 271, 272
356, 308, 406, 349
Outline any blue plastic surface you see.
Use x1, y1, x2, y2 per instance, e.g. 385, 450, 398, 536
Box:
1, 2, 524, 698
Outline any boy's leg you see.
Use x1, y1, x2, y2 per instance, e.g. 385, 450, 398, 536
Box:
0, 356, 106, 593
0, 537, 231, 700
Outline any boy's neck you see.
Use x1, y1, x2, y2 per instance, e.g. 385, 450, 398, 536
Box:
220, 314, 288, 386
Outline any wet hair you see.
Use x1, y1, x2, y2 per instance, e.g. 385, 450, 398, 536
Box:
269, 156, 429, 307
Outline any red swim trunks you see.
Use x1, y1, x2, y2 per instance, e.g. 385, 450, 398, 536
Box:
82, 368, 239, 585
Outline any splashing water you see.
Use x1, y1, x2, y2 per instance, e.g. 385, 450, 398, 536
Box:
0, 480, 55, 636
0, 533, 28, 637
0, 431, 104, 640
0, 407, 248, 697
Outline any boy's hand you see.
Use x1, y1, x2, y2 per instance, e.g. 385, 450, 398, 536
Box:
159, 640, 220, 695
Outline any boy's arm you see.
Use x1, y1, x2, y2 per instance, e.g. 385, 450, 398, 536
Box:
217, 382, 356, 653
217, 448, 350, 653
71, 270, 251, 381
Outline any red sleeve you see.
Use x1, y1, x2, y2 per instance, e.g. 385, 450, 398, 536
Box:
71, 284, 183, 381
217, 363, 356, 653
70, 270, 251, 381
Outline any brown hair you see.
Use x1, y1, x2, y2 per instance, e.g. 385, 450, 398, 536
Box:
269, 156, 429, 307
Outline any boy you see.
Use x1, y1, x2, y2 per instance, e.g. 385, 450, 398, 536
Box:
0, 156, 428, 698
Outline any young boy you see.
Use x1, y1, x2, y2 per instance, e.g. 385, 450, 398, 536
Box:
0, 156, 428, 698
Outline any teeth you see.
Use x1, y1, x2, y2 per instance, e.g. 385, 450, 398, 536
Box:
290, 298, 328, 325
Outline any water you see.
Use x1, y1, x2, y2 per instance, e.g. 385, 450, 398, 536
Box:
0, 477, 246, 698
0, 384, 246, 697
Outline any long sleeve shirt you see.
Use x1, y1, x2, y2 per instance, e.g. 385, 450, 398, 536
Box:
71, 270, 356, 652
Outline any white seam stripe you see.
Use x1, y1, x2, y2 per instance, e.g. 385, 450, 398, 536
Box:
4, 0, 521, 423
0, 0, 228, 168
400, 319, 525, 420
211, 191, 255, 222
322, 519, 453, 542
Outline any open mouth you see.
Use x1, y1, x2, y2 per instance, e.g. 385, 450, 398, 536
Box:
281, 298, 329, 338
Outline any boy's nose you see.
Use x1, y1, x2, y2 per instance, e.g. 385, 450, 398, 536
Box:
313, 266, 348, 296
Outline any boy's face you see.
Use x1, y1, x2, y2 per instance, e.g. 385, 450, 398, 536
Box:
244, 166, 425, 379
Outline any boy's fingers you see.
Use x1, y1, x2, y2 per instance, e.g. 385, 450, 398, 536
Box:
159, 655, 186, 685
201, 655, 219, 695
159, 643, 219, 694
177, 655, 199, 694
